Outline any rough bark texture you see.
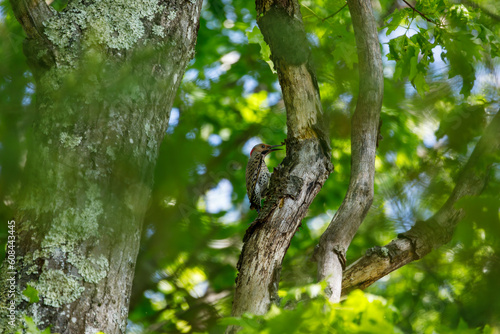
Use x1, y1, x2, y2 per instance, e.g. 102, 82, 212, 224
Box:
314, 0, 383, 303
341, 111, 500, 296
0, 1, 202, 333
229, 0, 333, 328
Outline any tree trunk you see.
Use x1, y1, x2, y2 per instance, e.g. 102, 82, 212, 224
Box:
229, 0, 332, 329
0, 1, 202, 333
314, 0, 383, 303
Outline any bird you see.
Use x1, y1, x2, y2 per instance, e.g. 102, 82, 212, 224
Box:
245, 143, 283, 212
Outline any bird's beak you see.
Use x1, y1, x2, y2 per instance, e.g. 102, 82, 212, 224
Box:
266, 144, 284, 153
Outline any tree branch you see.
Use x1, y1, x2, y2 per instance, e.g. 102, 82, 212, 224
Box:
322, 3, 348, 22
401, 0, 436, 24
314, 0, 383, 303
301, 2, 347, 23
341, 111, 500, 296
228, 0, 332, 328
10, 0, 53, 40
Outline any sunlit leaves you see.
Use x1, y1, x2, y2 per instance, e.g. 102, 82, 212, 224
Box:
387, 33, 432, 96
220, 290, 401, 333
476, 24, 500, 58
383, 0, 498, 97
440, 31, 482, 97
237, 90, 270, 123
385, 8, 413, 36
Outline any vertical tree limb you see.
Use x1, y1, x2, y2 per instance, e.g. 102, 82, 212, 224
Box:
314, 0, 383, 303
10, 0, 53, 40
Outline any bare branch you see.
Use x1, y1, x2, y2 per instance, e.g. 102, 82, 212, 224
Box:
342, 112, 500, 296
10, 0, 53, 40
314, 0, 384, 303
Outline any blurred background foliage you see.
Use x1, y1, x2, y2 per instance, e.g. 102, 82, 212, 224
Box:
1, 0, 500, 333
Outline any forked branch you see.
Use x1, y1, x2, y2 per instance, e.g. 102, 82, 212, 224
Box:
314, 0, 384, 303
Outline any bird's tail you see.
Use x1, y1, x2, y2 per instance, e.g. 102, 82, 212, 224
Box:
250, 203, 261, 213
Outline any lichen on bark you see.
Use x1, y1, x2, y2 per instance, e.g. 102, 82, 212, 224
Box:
1, 0, 204, 332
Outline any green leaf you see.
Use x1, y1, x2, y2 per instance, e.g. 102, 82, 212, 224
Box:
440, 29, 483, 97
409, 55, 418, 81
24, 316, 52, 334
22, 284, 40, 303
385, 9, 412, 35
218, 316, 248, 327
413, 72, 429, 96
332, 36, 358, 69
246, 26, 274, 72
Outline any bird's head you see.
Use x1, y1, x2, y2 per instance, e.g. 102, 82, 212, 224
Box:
249, 143, 283, 157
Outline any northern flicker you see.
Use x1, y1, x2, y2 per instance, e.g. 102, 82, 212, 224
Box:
245, 143, 283, 212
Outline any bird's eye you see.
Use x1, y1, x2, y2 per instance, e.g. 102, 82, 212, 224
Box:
261, 145, 265, 148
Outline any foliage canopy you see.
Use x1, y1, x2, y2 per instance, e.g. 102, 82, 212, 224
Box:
1, 0, 499, 332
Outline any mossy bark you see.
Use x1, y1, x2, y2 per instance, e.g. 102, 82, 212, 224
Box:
0, 1, 202, 333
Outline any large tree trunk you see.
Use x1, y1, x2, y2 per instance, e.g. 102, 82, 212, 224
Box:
0, 1, 202, 333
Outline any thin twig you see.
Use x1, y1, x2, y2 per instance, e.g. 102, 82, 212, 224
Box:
300, 3, 347, 22
301, 3, 323, 21
401, 0, 437, 24
323, 3, 348, 22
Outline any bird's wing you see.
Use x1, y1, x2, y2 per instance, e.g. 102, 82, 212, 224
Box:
247, 156, 263, 207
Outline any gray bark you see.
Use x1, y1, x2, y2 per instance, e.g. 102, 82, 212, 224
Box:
314, 0, 384, 303
0, 1, 202, 333
342, 111, 500, 296
229, 0, 333, 328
